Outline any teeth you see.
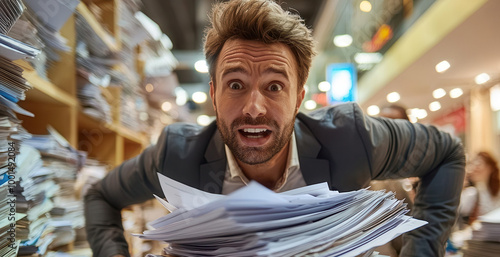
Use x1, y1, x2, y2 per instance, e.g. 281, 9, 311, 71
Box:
246, 135, 263, 138
243, 128, 268, 133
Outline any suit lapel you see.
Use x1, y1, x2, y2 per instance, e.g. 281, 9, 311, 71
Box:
295, 119, 332, 188
199, 128, 226, 194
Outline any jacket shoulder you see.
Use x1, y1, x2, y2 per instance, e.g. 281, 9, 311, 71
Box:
298, 102, 363, 127
163, 122, 208, 138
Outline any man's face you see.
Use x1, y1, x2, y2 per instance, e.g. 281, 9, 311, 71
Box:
210, 39, 304, 165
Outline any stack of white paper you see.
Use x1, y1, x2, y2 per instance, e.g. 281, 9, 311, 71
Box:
12, 144, 55, 256
13, 127, 85, 256
135, 174, 427, 257
75, 8, 115, 58
0, 25, 41, 60
462, 208, 500, 257
17, 0, 78, 77
0, 0, 24, 35
7, 18, 48, 79
77, 79, 112, 123
0, 30, 37, 120
0, 3, 39, 255
120, 93, 149, 132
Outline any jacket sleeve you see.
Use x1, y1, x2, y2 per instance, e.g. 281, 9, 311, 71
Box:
84, 128, 168, 257
354, 106, 465, 257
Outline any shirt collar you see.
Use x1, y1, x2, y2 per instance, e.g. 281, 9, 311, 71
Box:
225, 131, 300, 185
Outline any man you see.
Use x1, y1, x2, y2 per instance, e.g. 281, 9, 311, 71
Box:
84, 1, 465, 256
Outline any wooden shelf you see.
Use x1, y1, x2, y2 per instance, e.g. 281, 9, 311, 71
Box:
78, 111, 148, 146
17, 5, 151, 255
15, 60, 78, 107
109, 122, 149, 146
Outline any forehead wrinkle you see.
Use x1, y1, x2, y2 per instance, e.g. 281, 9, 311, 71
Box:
217, 40, 298, 83
221, 43, 293, 63
221, 51, 293, 71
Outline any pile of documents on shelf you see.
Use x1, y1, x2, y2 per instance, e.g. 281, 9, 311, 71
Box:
135, 174, 427, 257
76, 78, 112, 123
7, 0, 78, 79
0, 0, 24, 35
21, 127, 85, 251
462, 208, 500, 257
0, 1, 40, 256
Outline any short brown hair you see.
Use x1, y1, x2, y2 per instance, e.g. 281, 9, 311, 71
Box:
204, 0, 316, 90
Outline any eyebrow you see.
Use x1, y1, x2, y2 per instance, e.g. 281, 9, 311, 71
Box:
221, 66, 289, 81
263, 66, 289, 80
221, 67, 248, 77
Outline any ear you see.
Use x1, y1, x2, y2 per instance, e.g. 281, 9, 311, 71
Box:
296, 87, 305, 114
209, 80, 216, 111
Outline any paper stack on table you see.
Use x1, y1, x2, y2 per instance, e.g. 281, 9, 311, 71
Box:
462, 208, 500, 257
134, 174, 427, 257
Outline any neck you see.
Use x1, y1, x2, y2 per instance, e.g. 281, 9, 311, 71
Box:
237, 142, 290, 190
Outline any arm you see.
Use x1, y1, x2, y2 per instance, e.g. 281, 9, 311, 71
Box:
84, 129, 168, 257
356, 109, 465, 257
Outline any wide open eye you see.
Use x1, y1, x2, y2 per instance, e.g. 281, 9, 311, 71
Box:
268, 83, 283, 92
229, 81, 243, 90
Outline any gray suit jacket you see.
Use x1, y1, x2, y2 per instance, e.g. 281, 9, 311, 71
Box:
84, 103, 465, 257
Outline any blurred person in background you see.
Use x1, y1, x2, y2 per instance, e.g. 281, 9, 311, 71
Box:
460, 151, 500, 224
447, 151, 500, 254
379, 104, 410, 121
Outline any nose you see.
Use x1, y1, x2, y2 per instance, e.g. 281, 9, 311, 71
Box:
242, 90, 266, 118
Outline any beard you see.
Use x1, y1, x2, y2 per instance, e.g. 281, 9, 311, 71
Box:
217, 114, 295, 165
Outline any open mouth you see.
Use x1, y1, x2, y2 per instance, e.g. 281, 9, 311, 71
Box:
238, 128, 272, 139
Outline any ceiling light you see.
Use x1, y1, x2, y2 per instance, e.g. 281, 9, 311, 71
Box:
408, 108, 428, 120
367, 105, 380, 116
175, 87, 188, 106
386, 92, 400, 103
491, 84, 500, 111
475, 73, 490, 84
360, 1, 372, 12
161, 101, 172, 112
449, 88, 463, 98
333, 34, 353, 47
407, 109, 418, 122
194, 60, 208, 73
354, 52, 383, 64
417, 109, 428, 119
145, 83, 154, 92
304, 100, 317, 110
318, 81, 331, 92
432, 88, 446, 99
192, 91, 208, 104
197, 115, 212, 126
429, 101, 441, 112
435, 60, 450, 73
